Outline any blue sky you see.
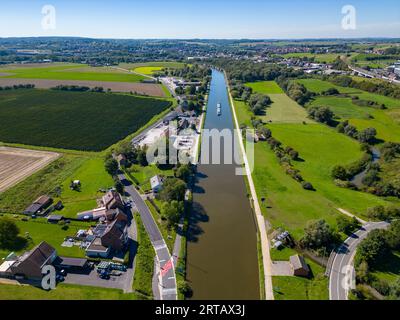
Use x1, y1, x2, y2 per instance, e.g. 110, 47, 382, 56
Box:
0, 0, 399, 39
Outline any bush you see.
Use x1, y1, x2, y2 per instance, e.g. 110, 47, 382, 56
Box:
299, 219, 338, 252
336, 215, 360, 235
301, 181, 314, 191
331, 165, 348, 180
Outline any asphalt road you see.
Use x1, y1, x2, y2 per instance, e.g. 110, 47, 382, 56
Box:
329, 221, 390, 300
118, 173, 177, 300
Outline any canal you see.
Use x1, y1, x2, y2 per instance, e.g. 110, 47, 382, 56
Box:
186, 69, 260, 299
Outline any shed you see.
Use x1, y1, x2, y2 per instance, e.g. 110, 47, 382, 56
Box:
47, 215, 63, 223
290, 254, 310, 277
54, 257, 88, 270
150, 175, 163, 193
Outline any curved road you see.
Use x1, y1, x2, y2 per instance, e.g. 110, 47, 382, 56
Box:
118, 172, 177, 300
329, 221, 390, 300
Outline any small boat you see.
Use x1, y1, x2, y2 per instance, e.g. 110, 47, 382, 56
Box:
217, 103, 221, 116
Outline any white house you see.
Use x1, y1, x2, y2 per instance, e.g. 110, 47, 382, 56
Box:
150, 175, 163, 193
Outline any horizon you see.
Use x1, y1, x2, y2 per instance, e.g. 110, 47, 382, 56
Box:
0, 0, 399, 39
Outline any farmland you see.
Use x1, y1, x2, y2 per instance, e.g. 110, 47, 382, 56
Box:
0, 89, 172, 151
0, 64, 145, 82
245, 81, 284, 94
282, 52, 343, 63
0, 147, 59, 192
134, 66, 164, 75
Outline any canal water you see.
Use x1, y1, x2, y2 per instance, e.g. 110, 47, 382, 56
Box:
186, 69, 260, 299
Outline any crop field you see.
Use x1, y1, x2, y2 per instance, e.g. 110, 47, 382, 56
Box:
0, 89, 172, 151
0, 64, 145, 82
0, 147, 59, 193
245, 81, 284, 94
0, 78, 166, 97
133, 66, 164, 75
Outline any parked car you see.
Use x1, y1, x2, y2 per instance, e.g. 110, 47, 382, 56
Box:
99, 271, 110, 280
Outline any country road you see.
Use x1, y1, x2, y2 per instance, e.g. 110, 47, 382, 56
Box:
118, 172, 177, 300
329, 221, 390, 300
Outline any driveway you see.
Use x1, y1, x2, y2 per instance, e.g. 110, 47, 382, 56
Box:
64, 268, 130, 290
329, 221, 390, 300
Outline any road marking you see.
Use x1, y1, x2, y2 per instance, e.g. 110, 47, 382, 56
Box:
161, 260, 173, 277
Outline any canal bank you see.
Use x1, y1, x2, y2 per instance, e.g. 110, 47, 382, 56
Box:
186, 69, 260, 299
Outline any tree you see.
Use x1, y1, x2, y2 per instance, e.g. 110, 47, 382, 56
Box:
386, 220, 400, 250
355, 229, 389, 267
175, 164, 192, 183
159, 178, 186, 202
389, 278, 400, 300
105, 158, 118, 176
358, 127, 377, 144
336, 215, 360, 235
0, 218, 20, 249
299, 219, 338, 252
114, 179, 124, 195
177, 279, 193, 298
161, 200, 184, 228
307, 106, 334, 124
331, 165, 348, 180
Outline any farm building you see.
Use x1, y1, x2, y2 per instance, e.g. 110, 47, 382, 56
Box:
53, 257, 89, 273
101, 190, 124, 210
23, 195, 52, 215
10, 242, 57, 280
290, 254, 310, 277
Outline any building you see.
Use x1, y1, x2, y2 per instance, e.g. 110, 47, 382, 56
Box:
23, 195, 52, 215
47, 215, 63, 223
290, 254, 310, 277
53, 257, 88, 273
117, 154, 127, 167
10, 242, 57, 280
101, 190, 124, 210
150, 175, 163, 193
86, 213, 129, 258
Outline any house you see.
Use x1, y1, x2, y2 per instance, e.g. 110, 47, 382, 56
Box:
150, 175, 163, 193
101, 191, 124, 210
10, 242, 57, 280
290, 254, 310, 277
23, 195, 52, 215
86, 213, 129, 258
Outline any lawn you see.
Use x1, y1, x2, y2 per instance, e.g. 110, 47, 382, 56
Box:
0, 89, 172, 151
273, 258, 328, 300
0, 283, 141, 300
263, 94, 310, 123
297, 78, 362, 94
56, 157, 115, 219
0, 154, 85, 214
0, 64, 145, 82
0, 217, 90, 259
245, 81, 284, 94
126, 164, 174, 192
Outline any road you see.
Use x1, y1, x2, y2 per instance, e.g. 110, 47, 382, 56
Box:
118, 172, 177, 300
329, 221, 390, 300
349, 65, 400, 85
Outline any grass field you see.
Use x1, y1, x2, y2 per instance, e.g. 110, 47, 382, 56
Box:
120, 61, 186, 70
0, 283, 140, 300
126, 164, 174, 192
310, 96, 373, 119
0, 64, 145, 83
56, 157, 115, 218
0, 217, 90, 259
245, 81, 284, 94
0, 154, 85, 214
0, 89, 172, 151
282, 53, 343, 63
273, 258, 328, 300
233, 96, 397, 238
297, 78, 362, 94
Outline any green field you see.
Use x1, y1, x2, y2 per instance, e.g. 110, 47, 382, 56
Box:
56, 157, 115, 218
310, 96, 373, 119
134, 66, 164, 75
126, 164, 174, 192
273, 258, 328, 300
0, 89, 171, 151
0, 283, 140, 300
234, 96, 396, 238
297, 78, 362, 94
0, 64, 145, 82
371, 250, 400, 283
282, 53, 343, 63
0, 217, 90, 259
245, 81, 284, 94
0, 154, 85, 214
